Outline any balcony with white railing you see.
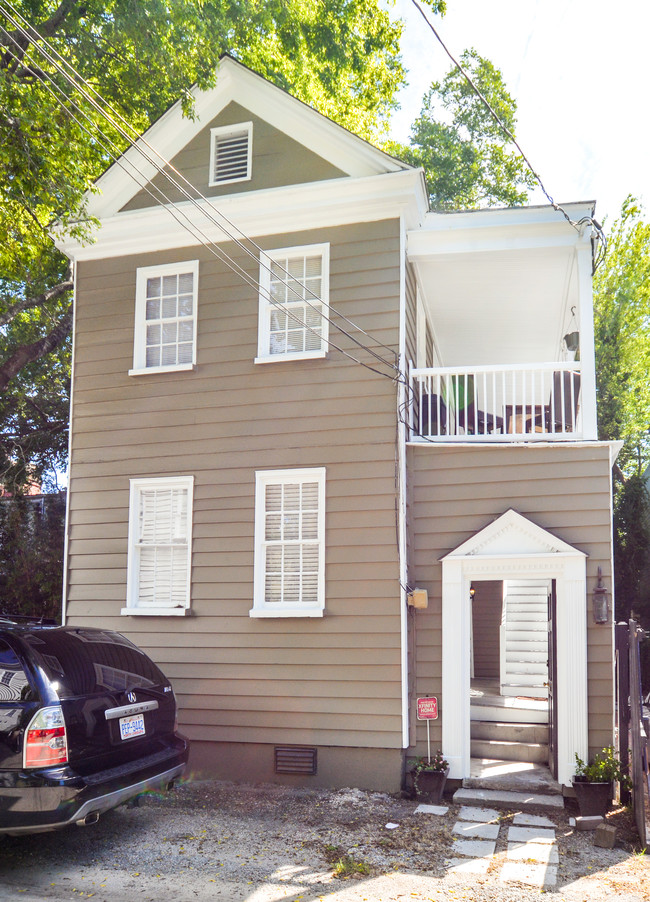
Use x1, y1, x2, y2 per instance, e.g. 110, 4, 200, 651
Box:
411, 362, 582, 442
406, 203, 599, 445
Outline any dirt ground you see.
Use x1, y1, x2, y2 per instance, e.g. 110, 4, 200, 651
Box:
0, 779, 648, 901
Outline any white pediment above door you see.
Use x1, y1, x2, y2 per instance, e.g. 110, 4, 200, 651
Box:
442, 509, 586, 560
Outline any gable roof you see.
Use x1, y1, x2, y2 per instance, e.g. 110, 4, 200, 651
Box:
442, 509, 586, 559
88, 55, 411, 220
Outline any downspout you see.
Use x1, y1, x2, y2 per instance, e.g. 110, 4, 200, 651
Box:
398, 214, 409, 748
60, 258, 77, 626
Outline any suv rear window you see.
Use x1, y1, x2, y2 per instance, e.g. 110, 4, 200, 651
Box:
0, 639, 33, 701
21, 629, 166, 697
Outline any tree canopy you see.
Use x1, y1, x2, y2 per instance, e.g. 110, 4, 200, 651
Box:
593, 196, 650, 623
0, 0, 448, 490
385, 48, 535, 210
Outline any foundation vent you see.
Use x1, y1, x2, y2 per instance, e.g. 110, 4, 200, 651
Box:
274, 746, 317, 775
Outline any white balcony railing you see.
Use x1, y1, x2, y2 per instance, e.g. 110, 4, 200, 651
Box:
411, 362, 582, 442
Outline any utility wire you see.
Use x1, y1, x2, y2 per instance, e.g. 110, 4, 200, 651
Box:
0, 0, 400, 371
407, 0, 607, 271
0, 31, 405, 385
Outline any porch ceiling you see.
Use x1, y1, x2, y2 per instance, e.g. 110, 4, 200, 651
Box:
411, 245, 579, 367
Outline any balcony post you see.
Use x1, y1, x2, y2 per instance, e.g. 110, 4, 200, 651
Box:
576, 235, 598, 440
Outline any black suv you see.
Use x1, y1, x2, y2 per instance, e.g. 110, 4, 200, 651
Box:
0, 620, 189, 835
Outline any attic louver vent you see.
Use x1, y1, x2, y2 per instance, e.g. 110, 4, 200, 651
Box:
210, 123, 252, 185
274, 746, 317, 775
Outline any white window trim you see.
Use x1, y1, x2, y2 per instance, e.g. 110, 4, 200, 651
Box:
251, 467, 326, 618
208, 121, 253, 187
123, 475, 194, 617
255, 243, 330, 364
130, 260, 199, 376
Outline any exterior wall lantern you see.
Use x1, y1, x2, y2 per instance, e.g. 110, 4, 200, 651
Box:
593, 566, 609, 623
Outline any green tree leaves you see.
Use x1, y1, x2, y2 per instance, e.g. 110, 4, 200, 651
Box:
0, 0, 411, 489
386, 48, 534, 210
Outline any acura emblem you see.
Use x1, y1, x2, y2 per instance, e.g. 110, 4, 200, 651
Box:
127, 691, 137, 703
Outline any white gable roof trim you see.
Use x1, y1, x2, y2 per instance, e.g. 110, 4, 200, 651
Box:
442, 508, 587, 560
56, 169, 428, 261
88, 56, 410, 221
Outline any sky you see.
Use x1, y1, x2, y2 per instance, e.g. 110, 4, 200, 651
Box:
386, 0, 649, 224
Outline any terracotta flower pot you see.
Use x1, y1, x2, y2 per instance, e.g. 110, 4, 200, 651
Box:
572, 778, 613, 817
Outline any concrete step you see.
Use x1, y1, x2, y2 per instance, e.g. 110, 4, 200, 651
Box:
502, 673, 547, 687
470, 738, 548, 763
502, 686, 548, 699
471, 721, 549, 744
470, 697, 548, 724
453, 786, 564, 812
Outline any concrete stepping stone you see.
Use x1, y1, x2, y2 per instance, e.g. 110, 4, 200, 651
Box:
453, 821, 500, 840
500, 860, 557, 887
507, 825, 556, 844
512, 813, 556, 828
453, 838, 496, 858
457, 805, 500, 823
415, 804, 448, 816
446, 857, 491, 875
507, 841, 559, 864
453, 787, 564, 811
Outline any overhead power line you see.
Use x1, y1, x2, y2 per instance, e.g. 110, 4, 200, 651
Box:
407, 0, 607, 272
0, 1, 403, 380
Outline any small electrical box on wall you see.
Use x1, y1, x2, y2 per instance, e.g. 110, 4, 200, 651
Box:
407, 588, 428, 609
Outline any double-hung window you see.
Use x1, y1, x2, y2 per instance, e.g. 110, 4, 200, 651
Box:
130, 261, 198, 375
256, 244, 329, 362
251, 468, 326, 618
124, 476, 194, 616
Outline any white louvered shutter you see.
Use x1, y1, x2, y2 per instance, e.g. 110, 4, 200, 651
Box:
137, 486, 189, 607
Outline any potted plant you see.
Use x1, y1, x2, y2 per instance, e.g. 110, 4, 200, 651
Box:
572, 747, 626, 817
409, 750, 450, 803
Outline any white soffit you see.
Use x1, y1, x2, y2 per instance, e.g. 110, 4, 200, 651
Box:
442, 509, 587, 560
408, 202, 596, 257
56, 169, 427, 260
87, 56, 410, 220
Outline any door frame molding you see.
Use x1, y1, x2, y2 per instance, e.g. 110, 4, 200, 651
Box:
440, 509, 587, 786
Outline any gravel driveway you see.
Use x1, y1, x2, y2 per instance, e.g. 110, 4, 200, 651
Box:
0, 779, 647, 901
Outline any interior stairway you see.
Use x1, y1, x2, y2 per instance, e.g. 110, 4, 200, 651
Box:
501, 580, 549, 698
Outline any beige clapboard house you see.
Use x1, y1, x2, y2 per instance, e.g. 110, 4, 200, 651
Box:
58, 57, 618, 792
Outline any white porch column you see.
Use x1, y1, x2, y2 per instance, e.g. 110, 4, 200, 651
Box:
442, 559, 470, 779
576, 237, 598, 439
555, 560, 588, 785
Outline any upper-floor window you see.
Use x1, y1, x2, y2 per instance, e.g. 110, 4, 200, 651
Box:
256, 243, 330, 363
130, 261, 198, 376
209, 122, 252, 186
123, 475, 194, 617
251, 468, 326, 618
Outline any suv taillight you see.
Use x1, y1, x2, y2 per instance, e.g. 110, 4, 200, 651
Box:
24, 705, 68, 768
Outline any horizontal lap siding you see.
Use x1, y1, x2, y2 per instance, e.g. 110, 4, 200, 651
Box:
408, 443, 614, 753
122, 102, 346, 211
67, 219, 403, 750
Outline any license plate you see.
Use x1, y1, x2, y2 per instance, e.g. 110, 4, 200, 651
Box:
119, 713, 145, 740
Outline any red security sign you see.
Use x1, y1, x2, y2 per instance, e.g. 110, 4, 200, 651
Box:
417, 697, 438, 720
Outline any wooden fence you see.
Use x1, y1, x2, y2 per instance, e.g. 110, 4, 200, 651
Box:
616, 620, 649, 847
